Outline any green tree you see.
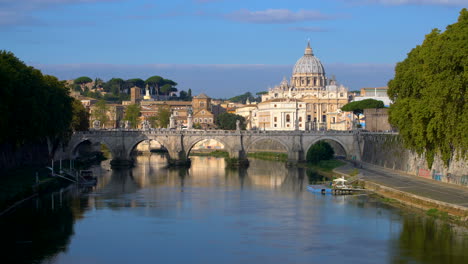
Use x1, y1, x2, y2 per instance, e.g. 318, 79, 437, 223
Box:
188, 88, 192, 99
179, 90, 189, 101
92, 100, 109, 127
306, 141, 335, 164
71, 99, 89, 131
74, 76, 92, 90
156, 106, 171, 128
145, 75, 164, 98
388, 9, 468, 167
124, 104, 141, 128
103, 78, 124, 95
0, 51, 74, 158
228, 92, 255, 104
341, 99, 385, 126
126, 78, 145, 88
215, 113, 246, 130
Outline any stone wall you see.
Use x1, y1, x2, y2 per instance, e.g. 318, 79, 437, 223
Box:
247, 138, 288, 153
361, 134, 468, 187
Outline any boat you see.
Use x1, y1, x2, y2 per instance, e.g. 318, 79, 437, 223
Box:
307, 177, 367, 195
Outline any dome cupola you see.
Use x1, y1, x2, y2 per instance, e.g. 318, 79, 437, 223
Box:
292, 41, 325, 75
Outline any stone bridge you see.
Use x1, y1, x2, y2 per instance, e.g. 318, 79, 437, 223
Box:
57, 129, 366, 167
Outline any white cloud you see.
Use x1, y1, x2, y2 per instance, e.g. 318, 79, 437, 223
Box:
225, 9, 332, 24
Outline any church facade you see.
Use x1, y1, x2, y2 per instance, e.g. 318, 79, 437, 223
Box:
238, 42, 351, 131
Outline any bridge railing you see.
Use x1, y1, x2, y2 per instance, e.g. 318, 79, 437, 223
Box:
75, 129, 372, 136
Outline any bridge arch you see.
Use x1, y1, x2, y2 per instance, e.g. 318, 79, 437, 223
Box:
304, 137, 348, 159
71, 137, 115, 159
184, 136, 232, 157
245, 137, 290, 154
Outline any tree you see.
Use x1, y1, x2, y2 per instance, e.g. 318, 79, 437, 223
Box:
306, 141, 335, 164
387, 8, 468, 167
179, 90, 189, 101
145, 76, 163, 98
156, 106, 171, 128
74, 76, 92, 91
92, 100, 109, 127
71, 99, 89, 131
0, 50, 74, 158
126, 78, 145, 89
341, 99, 384, 125
103, 78, 125, 95
188, 88, 192, 99
215, 113, 246, 130
124, 104, 141, 128
228, 92, 255, 104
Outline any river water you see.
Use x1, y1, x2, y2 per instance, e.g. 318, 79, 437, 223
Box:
1, 155, 467, 264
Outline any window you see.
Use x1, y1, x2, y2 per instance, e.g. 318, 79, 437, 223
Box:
322, 115, 326, 122
274, 104, 277, 107
340, 93, 344, 97
286, 114, 290, 122
307, 115, 311, 121
274, 117, 277, 122
194, 118, 198, 123
274, 124, 277, 127
299, 124, 302, 127
299, 117, 302, 122
204, 118, 207, 123
202, 110, 205, 114
299, 104, 302, 107
209, 118, 212, 123
200, 102, 204, 107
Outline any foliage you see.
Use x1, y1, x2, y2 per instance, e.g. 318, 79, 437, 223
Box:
0, 51, 73, 156
103, 78, 124, 95
71, 99, 89, 131
92, 99, 109, 127
247, 152, 288, 162
74, 76, 92, 85
124, 104, 141, 128
126, 78, 145, 88
306, 141, 335, 164
341, 99, 385, 120
256, 91, 267, 95
387, 9, 468, 167
228, 92, 259, 103
150, 106, 170, 128
193, 123, 202, 129
215, 113, 246, 130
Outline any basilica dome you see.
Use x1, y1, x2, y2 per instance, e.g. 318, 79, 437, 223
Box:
292, 42, 325, 75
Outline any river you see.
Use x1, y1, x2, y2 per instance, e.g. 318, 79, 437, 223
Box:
1, 155, 467, 264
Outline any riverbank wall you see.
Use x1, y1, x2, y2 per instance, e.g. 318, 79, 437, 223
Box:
360, 134, 468, 187
0, 141, 50, 172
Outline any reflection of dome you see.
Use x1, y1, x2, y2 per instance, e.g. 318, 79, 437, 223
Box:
292, 41, 325, 75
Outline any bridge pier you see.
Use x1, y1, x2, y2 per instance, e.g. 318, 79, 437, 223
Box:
225, 150, 249, 168
110, 158, 134, 168
167, 150, 191, 167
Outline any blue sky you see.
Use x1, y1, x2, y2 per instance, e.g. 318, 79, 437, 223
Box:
1, 0, 466, 97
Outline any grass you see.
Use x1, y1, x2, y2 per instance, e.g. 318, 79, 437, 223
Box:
190, 150, 229, 158
247, 152, 288, 162
304, 159, 346, 172
426, 208, 450, 220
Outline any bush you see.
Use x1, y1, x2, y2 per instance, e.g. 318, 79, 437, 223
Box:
306, 141, 334, 164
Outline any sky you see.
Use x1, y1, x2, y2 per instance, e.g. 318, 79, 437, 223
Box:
1, 0, 466, 98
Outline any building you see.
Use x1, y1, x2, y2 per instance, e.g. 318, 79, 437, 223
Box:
364, 108, 392, 132
89, 104, 124, 129
192, 93, 216, 129
354, 87, 392, 107
237, 42, 350, 130
140, 100, 192, 127
130, 86, 141, 104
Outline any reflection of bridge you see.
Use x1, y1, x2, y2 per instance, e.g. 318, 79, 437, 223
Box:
59, 129, 364, 167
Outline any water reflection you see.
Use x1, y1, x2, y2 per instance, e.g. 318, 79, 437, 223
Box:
1, 154, 467, 264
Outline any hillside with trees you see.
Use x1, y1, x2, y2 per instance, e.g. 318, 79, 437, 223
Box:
387, 8, 468, 167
